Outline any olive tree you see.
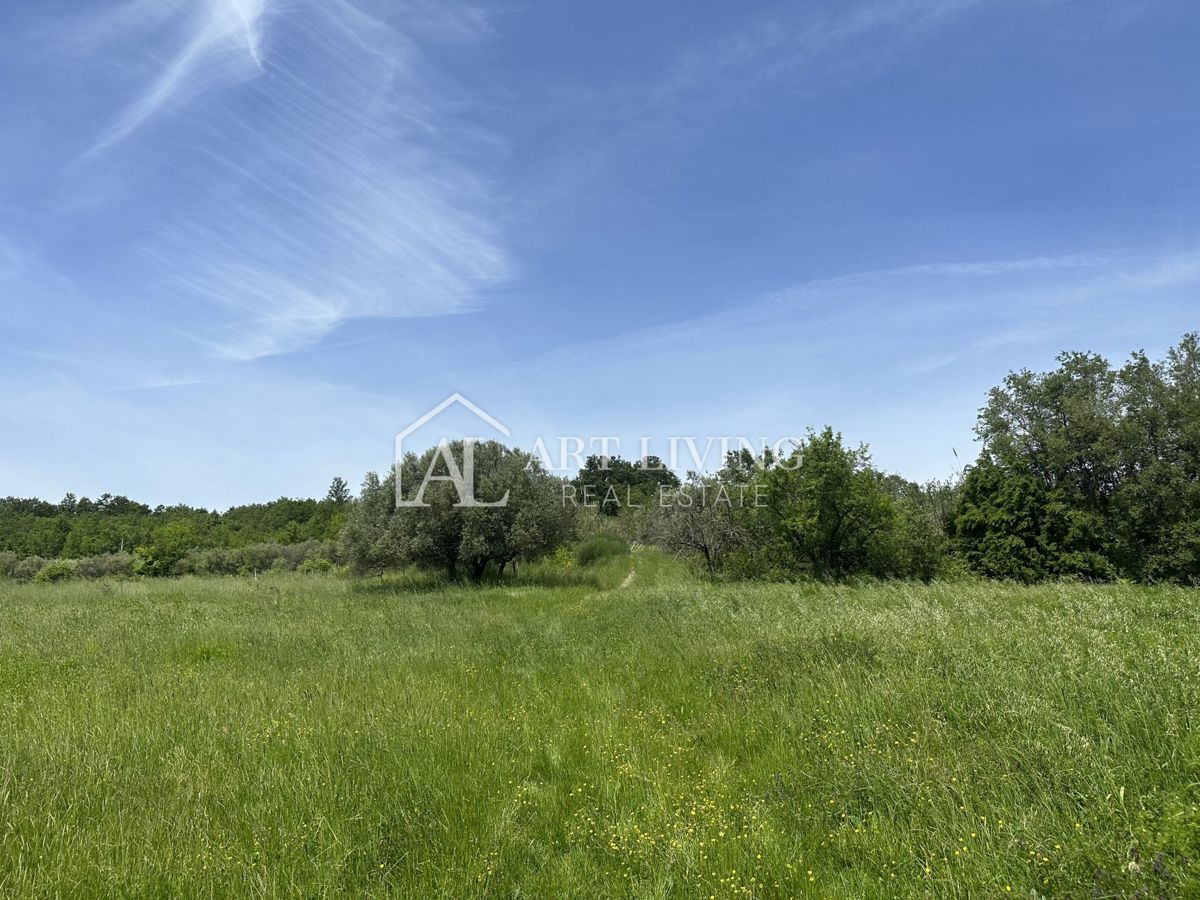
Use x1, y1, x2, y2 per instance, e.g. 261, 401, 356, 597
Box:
342, 441, 575, 579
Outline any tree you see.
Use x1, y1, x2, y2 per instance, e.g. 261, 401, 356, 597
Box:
882, 475, 954, 582
572, 455, 680, 516
342, 441, 575, 579
654, 476, 748, 574
1109, 335, 1200, 582
952, 459, 1051, 581
338, 472, 402, 575
0, 487, 346, 567
759, 428, 898, 580
325, 477, 352, 506
952, 334, 1200, 583
952, 353, 1121, 580
133, 518, 212, 577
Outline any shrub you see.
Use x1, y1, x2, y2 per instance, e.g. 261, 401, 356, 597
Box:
13, 556, 46, 580
74, 552, 136, 579
546, 546, 576, 570
175, 540, 336, 576
175, 547, 240, 576
0, 550, 18, 579
35, 560, 77, 583
576, 532, 629, 567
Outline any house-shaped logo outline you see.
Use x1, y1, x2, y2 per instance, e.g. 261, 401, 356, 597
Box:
394, 393, 511, 506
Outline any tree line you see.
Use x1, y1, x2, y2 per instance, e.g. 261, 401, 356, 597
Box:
336, 333, 1200, 586
0, 480, 352, 580
3, 334, 1199, 585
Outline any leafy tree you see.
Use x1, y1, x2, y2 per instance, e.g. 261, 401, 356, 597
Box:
717, 446, 778, 485
133, 519, 213, 577
952, 459, 1051, 581
1109, 335, 1200, 582
572, 455, 680, 516
953, 334, 1200, 583
326, 477, 352, 506
339, 472, 405, 576
881, 475, 955, 582
342, 441, 575, 579
759, 428, 898, 580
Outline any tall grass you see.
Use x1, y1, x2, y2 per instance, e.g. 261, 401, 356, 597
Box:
0, 553, 1196, 897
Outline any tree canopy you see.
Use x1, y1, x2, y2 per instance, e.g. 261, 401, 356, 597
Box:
342, 441, 575, 579
952, 334, 1200, 583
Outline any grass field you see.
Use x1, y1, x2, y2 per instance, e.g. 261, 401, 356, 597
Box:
1, 553, 1197, 898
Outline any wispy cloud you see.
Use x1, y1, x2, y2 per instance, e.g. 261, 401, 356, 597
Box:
57, 0, 510, 359
522, 0, 993, 210
468, 246, 1200, 402
648, 0, 1161, 107
653, 0, 983, 102
80, 0, 271, 154
523, 0, 1151, 216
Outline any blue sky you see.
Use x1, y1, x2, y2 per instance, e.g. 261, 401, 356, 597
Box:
1, 0, 1198, 507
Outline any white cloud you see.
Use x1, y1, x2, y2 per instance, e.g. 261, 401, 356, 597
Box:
69, 0, 271, 153
465, 246, 1200, 413
63, 0, 509, 360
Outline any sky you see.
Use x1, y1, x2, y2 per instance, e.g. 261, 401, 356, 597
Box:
1, 0, 1198, 508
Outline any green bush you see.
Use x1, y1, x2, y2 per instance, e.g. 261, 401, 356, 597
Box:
0, 550, 17, 579
546, 546, 576, 570
175, 540, 336, 577
73, 553, 136, 579
575, 532, 629, 567
34, 560, 77, 583
13, 556, 46, 580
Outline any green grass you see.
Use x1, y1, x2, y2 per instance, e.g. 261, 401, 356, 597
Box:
1, 552, 1197, 898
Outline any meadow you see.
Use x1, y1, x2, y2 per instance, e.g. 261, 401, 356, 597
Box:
0, 553, 1197, 898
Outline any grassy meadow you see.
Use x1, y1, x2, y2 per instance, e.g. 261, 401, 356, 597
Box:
1, 553, 1198, 898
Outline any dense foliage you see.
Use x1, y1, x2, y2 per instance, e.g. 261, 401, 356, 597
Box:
951, 334, 1200, 584
652, 430, 948, 580
4, 333, 1200, 585
341, 441, 575, 579
0, 484, 349, 579
571, 455, 680, 515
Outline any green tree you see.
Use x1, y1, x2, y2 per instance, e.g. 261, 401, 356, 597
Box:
325, 477, 352, 506
572, 456, 680, 516
342, 441, 575, 579
133, 519, 212, 577
1110, 335, 1200, 582
953, 334, 1200, 583
760, 428, 898, 580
